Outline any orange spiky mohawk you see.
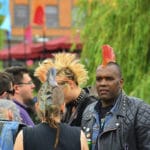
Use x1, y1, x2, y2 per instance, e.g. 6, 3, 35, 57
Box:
101, 45, 116, 66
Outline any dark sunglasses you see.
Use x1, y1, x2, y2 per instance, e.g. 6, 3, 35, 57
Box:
58, 81, 68, 86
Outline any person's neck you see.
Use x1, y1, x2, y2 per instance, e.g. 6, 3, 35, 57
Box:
101, 100, 115, 108
101, 91, 122, 108
42, 116, 61, 123
12, 95, 25, 106
72, 87, 82, 101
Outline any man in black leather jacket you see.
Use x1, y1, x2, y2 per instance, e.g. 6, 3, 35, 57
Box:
81, 62, 150, 150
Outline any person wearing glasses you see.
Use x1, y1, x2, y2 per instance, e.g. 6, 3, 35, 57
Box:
5, 66, 35, 126
0, 71, 15, 99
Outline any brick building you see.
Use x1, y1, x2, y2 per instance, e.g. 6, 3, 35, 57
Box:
10, 0, 79, 43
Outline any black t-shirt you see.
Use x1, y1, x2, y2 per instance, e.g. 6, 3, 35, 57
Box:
23, 123, 81, 150
95, 100, 113, 129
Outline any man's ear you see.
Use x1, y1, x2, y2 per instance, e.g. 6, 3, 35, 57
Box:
13, 84, 20, 94
13, 85, 17, 93
120, 78, 124, 89
68, 80, 76, 89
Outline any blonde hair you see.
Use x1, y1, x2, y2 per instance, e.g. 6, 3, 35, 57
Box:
34, 59, 54, 83
34, 53, 88, 86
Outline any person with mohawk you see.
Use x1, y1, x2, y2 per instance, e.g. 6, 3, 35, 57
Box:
34, 53, 96, 127
81, 45, 150, 150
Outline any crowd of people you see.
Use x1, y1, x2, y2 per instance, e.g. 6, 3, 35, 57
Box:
0, 50, 150, 150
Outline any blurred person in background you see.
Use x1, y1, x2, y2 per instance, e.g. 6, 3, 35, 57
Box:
0, 71, 15, 99
5, 66, 35, 126
14, 68, 88, 150
0, 99, 25, 150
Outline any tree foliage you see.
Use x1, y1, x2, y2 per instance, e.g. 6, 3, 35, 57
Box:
77, 0, 150, 103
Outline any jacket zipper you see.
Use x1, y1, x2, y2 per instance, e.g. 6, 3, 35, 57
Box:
100, 127, 117, 137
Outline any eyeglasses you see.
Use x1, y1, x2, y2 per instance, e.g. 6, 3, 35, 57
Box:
57, 81, 68, 86
17, 81, 34, 85
0, 89, 15, 96
6, 89, 15, 95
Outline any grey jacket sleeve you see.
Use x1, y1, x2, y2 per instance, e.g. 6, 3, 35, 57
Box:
135, 102, 150, 150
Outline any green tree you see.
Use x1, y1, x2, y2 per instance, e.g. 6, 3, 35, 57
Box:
77, 0, 150, 103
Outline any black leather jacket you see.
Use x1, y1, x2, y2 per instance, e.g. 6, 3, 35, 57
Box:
62, 90, 97, 127
81, 92, 150, 150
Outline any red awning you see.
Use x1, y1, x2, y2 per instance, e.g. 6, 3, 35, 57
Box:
0, 43, 31, 60
0, 35, 82, 60
31, 35, 82, 53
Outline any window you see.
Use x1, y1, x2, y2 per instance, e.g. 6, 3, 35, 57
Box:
45, 6, 58, 28
72, 6, 85, 27
72, 6, 79, 26
14, 5, 29, 27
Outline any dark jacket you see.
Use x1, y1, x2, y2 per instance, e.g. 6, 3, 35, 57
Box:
81, 92, 150, 150
63, 90, 97, 127
23, 123, 81, 150
0, 121, 25, 150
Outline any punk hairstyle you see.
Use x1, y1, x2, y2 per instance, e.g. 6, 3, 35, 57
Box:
34, 53, 88, 86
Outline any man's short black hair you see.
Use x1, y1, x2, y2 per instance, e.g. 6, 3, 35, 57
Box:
0, 72, 14, 95
5, 66, 29, 84
107, 62, 122, 78
97, 62, 122, 78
